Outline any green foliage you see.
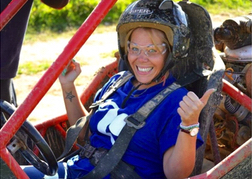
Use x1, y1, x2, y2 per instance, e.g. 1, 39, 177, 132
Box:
28, 0, 135, 33
184, 0, 251, 13
28, 0, 251, 33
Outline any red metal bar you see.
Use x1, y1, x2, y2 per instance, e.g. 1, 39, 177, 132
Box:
0, 0, 118, 178
190, 138, 252, 179
35, 114, 67, 131
0, 0, 28, 31
0, 148, 29, 179
54, 124, 67, 138
222, 78, 252, 112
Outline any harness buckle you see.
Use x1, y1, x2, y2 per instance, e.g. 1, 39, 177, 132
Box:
124, 116, 145, 129
90, 148, 108, 166
79, 143, 96, 158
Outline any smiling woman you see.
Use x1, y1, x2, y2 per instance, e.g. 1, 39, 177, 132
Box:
126, 28, 169, 89
2, 0, 251, 178
21, 0, 217, 178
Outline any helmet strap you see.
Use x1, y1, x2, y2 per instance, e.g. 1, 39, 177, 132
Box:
121, 82, 142, 108
123, 54, 134, 74
152, 53, 174, 82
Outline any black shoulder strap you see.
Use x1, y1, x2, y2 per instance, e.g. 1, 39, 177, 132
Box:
90, 71, 133, 109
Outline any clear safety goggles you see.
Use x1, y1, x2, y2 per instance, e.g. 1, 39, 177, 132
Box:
127, 41, 167, 57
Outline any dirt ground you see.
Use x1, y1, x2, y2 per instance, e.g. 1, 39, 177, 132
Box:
14, 14, 230, 122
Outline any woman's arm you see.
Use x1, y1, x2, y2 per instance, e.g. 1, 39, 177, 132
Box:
163, 89, 215, 179
59, 60, 89, 139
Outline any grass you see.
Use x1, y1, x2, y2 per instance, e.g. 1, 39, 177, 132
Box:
183, 0, 251, 15
17, 61, 51, 76
207, 6, 251, 17
17, 59, 89, 77
17, 60, 89, 76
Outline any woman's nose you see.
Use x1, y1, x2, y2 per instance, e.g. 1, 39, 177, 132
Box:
137, 51, 149, 61
139, 48, 149, 57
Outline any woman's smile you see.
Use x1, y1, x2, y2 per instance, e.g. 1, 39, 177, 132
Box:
137, 66, 153, 73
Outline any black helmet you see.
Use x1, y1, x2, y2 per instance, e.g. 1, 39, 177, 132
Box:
116, 0, 190, 82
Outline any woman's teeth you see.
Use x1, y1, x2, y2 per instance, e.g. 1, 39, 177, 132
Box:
138, 67, 152, 72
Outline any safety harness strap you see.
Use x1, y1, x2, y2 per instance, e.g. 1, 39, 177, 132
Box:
81, 69, 212, 178
60, 69, 211, 178
110, 161, 142, 179
81, 82, 181, 179
58, 71, 133, 160
57, 113, 92, 160
90, 71, 133, 109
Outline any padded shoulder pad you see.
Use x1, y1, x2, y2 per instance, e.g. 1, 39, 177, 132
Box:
178, 1, 214, 75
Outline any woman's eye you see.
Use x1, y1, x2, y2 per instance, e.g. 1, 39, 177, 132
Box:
131, 47, 140, 52
148, 48, 158, 53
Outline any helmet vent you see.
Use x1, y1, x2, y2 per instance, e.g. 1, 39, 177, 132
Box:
159, 0, 173, 10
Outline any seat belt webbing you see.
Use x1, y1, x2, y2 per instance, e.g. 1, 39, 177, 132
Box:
81, 82, 181, 179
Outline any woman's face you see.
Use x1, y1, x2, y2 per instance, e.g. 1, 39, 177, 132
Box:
127, 28, 168, 87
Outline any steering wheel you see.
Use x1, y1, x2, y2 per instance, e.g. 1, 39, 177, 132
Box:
0, 99, 58, 176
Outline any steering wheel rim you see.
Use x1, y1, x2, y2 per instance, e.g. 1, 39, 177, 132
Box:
0, 99, 58, 176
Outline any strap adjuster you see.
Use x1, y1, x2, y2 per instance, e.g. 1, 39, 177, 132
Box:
124, 116, 145, 129
79, 143, 96, 158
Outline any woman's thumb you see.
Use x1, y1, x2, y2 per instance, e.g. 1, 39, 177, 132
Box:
200, 88, 216, 105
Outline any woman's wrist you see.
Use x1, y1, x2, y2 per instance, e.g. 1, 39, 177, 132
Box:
180, 122, 200, 130
60, 82, 75, 90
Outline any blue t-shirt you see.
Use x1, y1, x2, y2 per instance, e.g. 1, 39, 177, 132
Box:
67, 71, 204, 179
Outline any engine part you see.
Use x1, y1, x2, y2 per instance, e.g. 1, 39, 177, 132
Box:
214, 14, 252, 49
224, 45, 252, 59
236, 125, 251, 146
245, 63, 252, 97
